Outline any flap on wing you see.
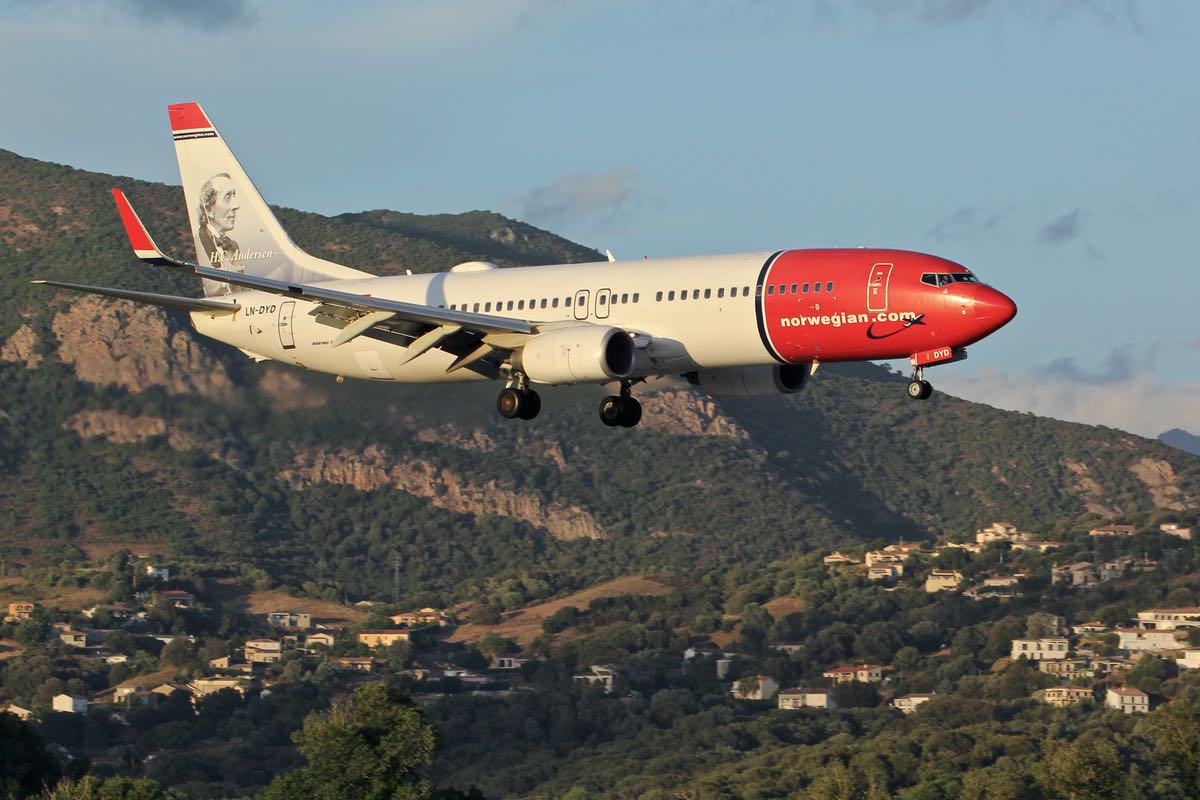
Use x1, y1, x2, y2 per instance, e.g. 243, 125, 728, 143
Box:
32, 280, 240, 315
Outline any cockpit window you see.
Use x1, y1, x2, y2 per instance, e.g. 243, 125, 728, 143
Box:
921, 273, 938, 287
951, 273, 979, 283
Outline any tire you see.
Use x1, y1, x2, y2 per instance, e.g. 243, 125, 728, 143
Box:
518, 390, 541, 420
618, 397, 642, 428
919, 380, 934, 400
497, 388, 522, 419
598, 396, 623, 427
906, 380, 924, 400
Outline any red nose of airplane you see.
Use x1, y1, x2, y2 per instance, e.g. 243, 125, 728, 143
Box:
975, 288, 1017, 328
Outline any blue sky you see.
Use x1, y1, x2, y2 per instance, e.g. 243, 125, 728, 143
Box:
1, 0, 1197, 438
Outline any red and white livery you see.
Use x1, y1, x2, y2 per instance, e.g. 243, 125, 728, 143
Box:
36, 103, 1016, 427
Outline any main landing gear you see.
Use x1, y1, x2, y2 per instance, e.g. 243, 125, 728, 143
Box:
497, 373, 541, 421
598, 380, 642, 428
907, 366, 933, 401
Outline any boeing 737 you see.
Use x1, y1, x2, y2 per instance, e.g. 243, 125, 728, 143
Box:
36, 103, 1016, 427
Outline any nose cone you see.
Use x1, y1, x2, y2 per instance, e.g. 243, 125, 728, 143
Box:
975, 288, 1017, 328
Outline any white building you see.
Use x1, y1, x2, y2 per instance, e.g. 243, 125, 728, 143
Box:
244, 639, 283, 664
1042, 686, 1094, 707
731, 675, 780, 701
823, 664, 884, 684
1161, 523, 1192, 540
145, 564, 170, 581
1117, 628, 1181, 653
574, 665, 620, 693
1010, 638, 1070, 661
1136, 608, 1200, 631
778, 688, 835, 710
1106, 686, 1149, 714
1176, 649, 1200, 670
892, 693, 935, 714
925, 570, 964, 593
52, 694, 87, 714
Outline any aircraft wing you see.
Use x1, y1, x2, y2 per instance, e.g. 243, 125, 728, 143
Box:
111, 189, 532, 337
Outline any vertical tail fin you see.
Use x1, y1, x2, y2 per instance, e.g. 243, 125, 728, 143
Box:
168, 102, 372, 296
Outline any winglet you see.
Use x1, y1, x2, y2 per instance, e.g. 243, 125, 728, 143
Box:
111, 189, 166, 262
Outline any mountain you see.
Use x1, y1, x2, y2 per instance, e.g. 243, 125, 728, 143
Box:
1160, 428, 1200, 457
1, 148, 1198, 609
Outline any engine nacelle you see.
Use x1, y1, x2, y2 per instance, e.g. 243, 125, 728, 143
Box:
686, 365, 809, 398
516, 325, 636, 385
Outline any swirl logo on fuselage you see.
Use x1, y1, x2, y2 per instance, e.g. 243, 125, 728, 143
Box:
866, 313, 926, 340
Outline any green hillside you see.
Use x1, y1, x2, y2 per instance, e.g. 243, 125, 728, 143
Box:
0, 148, 1197, 613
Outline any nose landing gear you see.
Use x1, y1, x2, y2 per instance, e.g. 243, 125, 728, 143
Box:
907, 366, 933, 401
599, 380, 642, 428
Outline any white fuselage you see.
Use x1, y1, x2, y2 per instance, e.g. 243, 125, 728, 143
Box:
191, 253, 777, 384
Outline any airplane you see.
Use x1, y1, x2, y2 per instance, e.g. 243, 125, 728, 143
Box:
35, 102, 1016, 428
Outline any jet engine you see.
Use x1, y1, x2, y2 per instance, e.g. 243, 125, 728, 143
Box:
516, 325, 636, 385
686, 365, 809, 398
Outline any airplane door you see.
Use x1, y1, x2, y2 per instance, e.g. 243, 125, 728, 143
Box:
278, 300, 297, 350
573, 289, 589, 320
867, 263, 893, 313
595, 288, 611, 319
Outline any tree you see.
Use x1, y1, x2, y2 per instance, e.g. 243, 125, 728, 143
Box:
261, 683, 440, 800
0, 710, 60, 798
1041, 737, 1126, 800
1143, 698, 1200, 796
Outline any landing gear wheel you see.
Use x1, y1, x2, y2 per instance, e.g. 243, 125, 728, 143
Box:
599, 396, 624, 427
906, 380, 933, 400
918, 380, 933, 400
599, 395, 642, 428
497, 388, 523, 419
517, 389, 541, 420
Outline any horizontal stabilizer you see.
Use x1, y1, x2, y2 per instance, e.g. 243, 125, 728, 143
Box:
32, 280, 241, 315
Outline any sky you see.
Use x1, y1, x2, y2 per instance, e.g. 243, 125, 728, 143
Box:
1, 0, 1197, 439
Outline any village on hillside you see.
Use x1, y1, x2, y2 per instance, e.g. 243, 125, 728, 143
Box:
1, 515, 1198, 787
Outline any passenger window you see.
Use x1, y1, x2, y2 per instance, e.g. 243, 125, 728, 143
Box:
656, 291, 663, 302
540, 299, 547, 309
754, 285, 762, 297
668, 291, 676, 301
621, 293, 628, 303
632, 293, 639, 303
485, 302, 491, 312
802, 283, 809, 293
599, 295, 607, 305
680, 290, 687, 301
826, 282, 833, 292
743, 286, 750, 297
791, 283, 798, 294
731, 286, 737, 297
717, 288, 725, 298
552, 297, 559, 308
813, 283, 821, 293
767, 285, 775, 296
473, 303, 480, 312
565, 297, 572, 307
506, 301, 514, 310
704, 288, 712, 299
518, 300, 525, 310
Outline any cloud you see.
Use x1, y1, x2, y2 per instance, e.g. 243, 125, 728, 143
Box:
515, 167, 644, 231
117, 0, 257, 31
1035, 208, 1084, 245
928, 205, 1007, 242
938, 347, 1200, 438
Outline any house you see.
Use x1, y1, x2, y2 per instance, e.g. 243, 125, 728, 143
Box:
2, 704, 33, 720
1038, 658, 1091, 676
335, 657, 376, 673
159, 590, 192, 609
103, 653, 130, 665
778, 688, 835, 709
82, 604, 135, 622
1052, 562, 1096, 587
52, 694, 88, 714
868, 564, 904, 581
1106, 686, 1149, 714
244, 639, 283, 664
358, 630, 411, 648
1011, 540, 1062, 553
1176, 649, 1200, 670
390, 608, 448, 627
1116, 628, 1180, 653
683, 641, 723, 661
1010, 638, 1070, 661
574, 665, 620, 693
924, 570, 964, 593
982, 574, 1026, 589
490, 654, 536, 670
267, 611, 313, 630
1042, 686, 1094, 707
145, 564, 170, 581
1091, 657, 1134, 674
305, 631, 337, 649
1100, 556, 1134, 581
976, 522, 1033, 545
4, 601, 35, 623
1136, 608, 1200, 630
940, 541, 986, 555
864, 551, 907, 569
823, 552, 859, 566
1073, 621, 1109, 635
1089, 524, 1137, 537
1161, 523, 1193, 540
892, 693, 935, 714
731, 675, 780, 701
58, 630, 87, 647
189, 678, 252, 698
823, 664, 884, 684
